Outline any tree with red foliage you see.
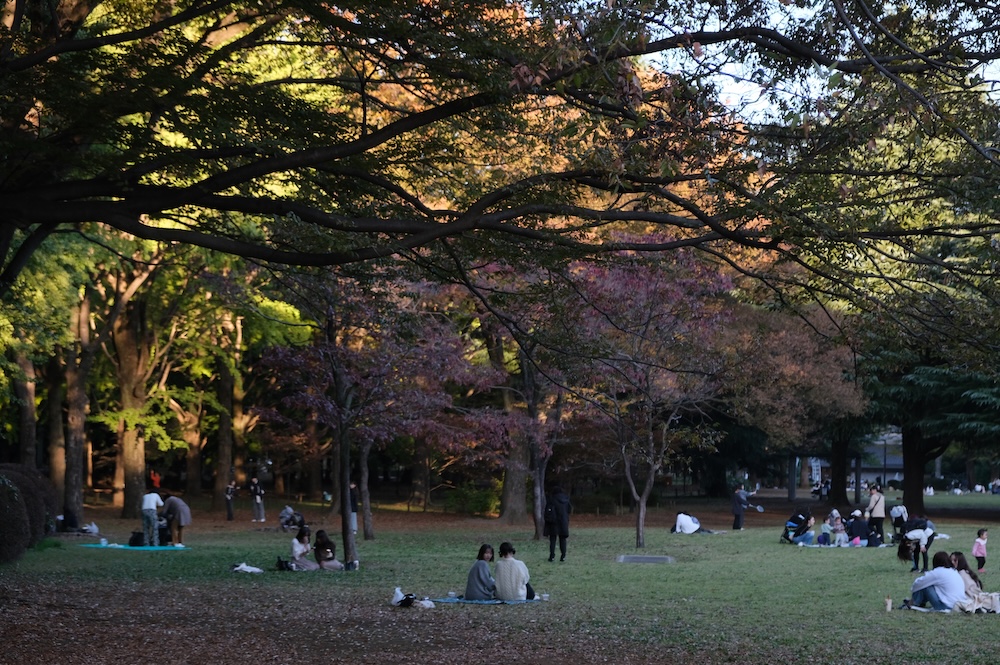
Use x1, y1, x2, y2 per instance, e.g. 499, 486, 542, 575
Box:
255, 275, 499, 556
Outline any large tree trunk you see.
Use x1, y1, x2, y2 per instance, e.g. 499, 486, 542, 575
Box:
170, 397, 205, 497
112, 303, 152, 519
483, 321, 527, 523
213, 358, 235, 510
184, 432, 203, 496
231, 365, 252, 486
499, 437, 530, 525
828, 434, 851, 506
359, 439, 374, 540
113, 419, 126, 508
13, 350, 36, 467
338, 423, 358, 564
46, 355, 67, 510
635, 498, 648, 548
64, 296, 97, 524
901, 425, 927, 516
786, 455, 798, 503
64, 367, 87, 523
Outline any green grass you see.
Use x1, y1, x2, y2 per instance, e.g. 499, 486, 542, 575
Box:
4, 498, 1000, 664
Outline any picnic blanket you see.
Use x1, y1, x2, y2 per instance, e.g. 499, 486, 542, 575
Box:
79, 543, 190, 551
430, 597, 541, 605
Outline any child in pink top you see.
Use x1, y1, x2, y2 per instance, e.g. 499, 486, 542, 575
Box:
972, 528, 988, 573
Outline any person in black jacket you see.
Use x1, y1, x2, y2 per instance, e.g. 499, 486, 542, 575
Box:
846, 509, 869, 546
544, 485, 572, 562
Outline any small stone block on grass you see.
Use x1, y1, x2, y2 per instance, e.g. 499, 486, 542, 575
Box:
616, 554, 676, 564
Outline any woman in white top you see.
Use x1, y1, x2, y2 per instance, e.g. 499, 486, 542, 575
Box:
291, 526, 320, 571
494, 542, 535, 600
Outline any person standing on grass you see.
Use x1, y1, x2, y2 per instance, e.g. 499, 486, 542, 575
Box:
495, 542, 534, 601
249, 476, 265, 522
141, 486, 163, 546
544, 485, 572, 562
898, 517, 936, 573
731, 483, 752, 530
865, 485, 886, 543
973, 528, 988, 573
349, 481, 359, 535
161, 493, 192, 547
225, 480, 237, 521
902, 551, 965, 611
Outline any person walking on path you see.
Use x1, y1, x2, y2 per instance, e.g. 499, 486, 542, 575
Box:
544, 485, 572, 562
865, 485, 886, 543
249, 476, 266, 522
141, 487, 163, 546
731, 483, 753, 530
162, 493, 192, 547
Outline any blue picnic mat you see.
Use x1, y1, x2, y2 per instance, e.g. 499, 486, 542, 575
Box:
79, 544, 190, 551
430, 597, 541, 605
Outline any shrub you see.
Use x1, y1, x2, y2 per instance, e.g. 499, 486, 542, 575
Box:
0, 475, 30, 563
0, 464, 58, 530
443, 483, 500, 516
0, 468, 49, 546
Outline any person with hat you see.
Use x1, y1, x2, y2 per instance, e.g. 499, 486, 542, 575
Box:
847, 509, 869, 546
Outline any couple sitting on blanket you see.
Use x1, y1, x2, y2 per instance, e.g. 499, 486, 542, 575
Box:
464, 541, 536, 601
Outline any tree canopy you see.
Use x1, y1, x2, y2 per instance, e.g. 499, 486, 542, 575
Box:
5, 0, 1000, 293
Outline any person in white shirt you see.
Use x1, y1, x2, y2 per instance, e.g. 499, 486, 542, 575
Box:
290, 526, 319, 571
903, 551, 966, 611
141, 488, 164, 546
494, 542, 535, 600
672, 512, 718, 534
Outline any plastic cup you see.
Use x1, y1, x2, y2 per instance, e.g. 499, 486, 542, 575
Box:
541, 593, 550, 601
447, 591, 456, 598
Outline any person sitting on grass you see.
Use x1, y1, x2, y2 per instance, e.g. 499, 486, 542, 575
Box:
792, 515, 816, 546
901, 551, 965, 612
313, 529, 344, 571
464, 543, 496, 600
846, 509, 868, 546
495, 541, 535, 601
290, 526, 319, 571
671, 512, 718, 534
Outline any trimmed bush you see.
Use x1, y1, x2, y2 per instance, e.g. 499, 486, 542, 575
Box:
0, 475, 30, 563
0, 468, 48, 547
0, 464, 58, 528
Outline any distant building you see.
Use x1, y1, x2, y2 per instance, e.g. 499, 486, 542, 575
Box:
811, 428, 904, 488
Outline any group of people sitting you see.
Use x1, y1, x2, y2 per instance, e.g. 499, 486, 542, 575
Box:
464, 542, 537, 601
814, 508, 884, 547
899, 550, 1000, 613
287, 526, 358, 571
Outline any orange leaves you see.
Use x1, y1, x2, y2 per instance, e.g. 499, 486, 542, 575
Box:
510, 63, 547, 90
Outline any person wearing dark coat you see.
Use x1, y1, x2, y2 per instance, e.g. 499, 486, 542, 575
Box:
544, 485, 572, 562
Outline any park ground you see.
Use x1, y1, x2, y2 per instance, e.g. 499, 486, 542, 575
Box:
3, 488, 1000, 665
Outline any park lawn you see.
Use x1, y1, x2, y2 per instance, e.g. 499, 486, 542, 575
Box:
1, 498, 999, 664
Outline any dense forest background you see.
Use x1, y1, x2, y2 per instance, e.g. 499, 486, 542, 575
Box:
5, 0, 1000, 554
